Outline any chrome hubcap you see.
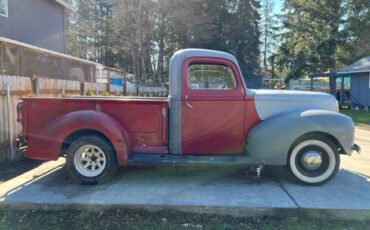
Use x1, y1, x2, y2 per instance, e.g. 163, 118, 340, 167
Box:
74, 145, 107, 177
301, 151, 322, 171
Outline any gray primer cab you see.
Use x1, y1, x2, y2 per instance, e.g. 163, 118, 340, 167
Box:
168, 49, 248, 155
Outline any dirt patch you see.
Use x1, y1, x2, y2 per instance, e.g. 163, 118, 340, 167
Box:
356, 124, 370, 132
0, 157, 43, 185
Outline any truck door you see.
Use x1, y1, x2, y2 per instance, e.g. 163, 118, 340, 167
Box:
181, 57, 246, 154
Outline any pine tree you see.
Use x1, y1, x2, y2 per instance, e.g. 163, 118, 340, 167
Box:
67, 0, 262, 84
339, 0, 370, 63
67, 0, 114, 65
227, 0, 261, 82
278, 0, 370, 81
260, 0, 278, 69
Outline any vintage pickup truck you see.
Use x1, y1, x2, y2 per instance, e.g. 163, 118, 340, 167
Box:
17, 49, 360, 185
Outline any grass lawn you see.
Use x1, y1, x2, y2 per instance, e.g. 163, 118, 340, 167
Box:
0, 209, 368, 230
340, 109, 370, 129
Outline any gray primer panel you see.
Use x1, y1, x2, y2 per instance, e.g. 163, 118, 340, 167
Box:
245, 110, 355, 165
168, 49, 251, 155
251, 89, 338, 120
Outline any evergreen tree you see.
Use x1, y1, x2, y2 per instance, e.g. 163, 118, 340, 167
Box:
339, 0, 370, 63
67, 0, 262, 84
260, 0, 278, 69
67, 0, 114, 65
278, 0, 370, 81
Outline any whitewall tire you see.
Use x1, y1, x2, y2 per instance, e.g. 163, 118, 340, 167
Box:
288, 135, 340, 185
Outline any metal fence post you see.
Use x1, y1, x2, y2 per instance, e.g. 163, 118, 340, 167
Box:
123, 73, 128, 96
31, 75, 39, 95
107, 70, 111, 95
80, 80, 85, 96
62, 81, 66, 96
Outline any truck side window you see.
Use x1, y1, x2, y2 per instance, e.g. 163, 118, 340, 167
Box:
188, 64, 236, 90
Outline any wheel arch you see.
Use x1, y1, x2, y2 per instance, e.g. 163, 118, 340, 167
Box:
245, 110, 354, 165
61, 129, 114, 156
288, 131, 344, 157
56, 111, 132, 166
25, 110, 131, 165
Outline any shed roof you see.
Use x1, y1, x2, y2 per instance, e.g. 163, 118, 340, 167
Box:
0, 36, 97, 66
338, 56, 370, 74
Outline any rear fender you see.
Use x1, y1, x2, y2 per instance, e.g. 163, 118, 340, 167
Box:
25, 110, 131, 165
245, 110, 355, 165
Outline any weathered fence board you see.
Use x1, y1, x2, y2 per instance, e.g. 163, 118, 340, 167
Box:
84, 82, 107, 95
0, 76, 32, 161
109, 85, 124, 96
138, 86, 168, 97
38, 78, 81, 96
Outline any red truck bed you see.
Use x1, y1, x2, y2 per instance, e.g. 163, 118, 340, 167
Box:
19, 97, 169, 161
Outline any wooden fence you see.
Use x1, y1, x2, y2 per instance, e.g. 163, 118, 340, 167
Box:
0, 75, 168, 162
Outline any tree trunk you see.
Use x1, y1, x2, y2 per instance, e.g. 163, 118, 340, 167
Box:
156, 12, 165, 84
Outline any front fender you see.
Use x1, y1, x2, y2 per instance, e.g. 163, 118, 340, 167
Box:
25, 110, 131, 165
245, 110, 355, 165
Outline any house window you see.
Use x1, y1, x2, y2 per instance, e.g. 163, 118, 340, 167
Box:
0, 0, 8, 17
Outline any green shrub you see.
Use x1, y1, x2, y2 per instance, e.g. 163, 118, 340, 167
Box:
85, 87, 94, 96
27, 92, 36, 97
102, 91, 110, 96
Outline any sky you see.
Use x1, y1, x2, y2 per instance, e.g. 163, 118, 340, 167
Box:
273, 0, 284, 15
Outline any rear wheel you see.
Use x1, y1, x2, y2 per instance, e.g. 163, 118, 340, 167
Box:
66, 135, 117, 184
288, 135, 340, 185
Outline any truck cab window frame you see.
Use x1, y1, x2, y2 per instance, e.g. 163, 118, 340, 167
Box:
187, 63, 237, 90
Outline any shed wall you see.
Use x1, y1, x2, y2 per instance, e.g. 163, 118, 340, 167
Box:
0, 0, 65, 53
350, 73, 370, 106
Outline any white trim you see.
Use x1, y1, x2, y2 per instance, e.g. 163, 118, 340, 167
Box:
369, 72, 370, 89
337, 70, 370, 74
53, 0, 75, 12
0, 0, 8, 17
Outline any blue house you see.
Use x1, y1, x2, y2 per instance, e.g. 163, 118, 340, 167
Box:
338, 56, 370, 107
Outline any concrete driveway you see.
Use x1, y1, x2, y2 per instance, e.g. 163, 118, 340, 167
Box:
0, 127, 369, 218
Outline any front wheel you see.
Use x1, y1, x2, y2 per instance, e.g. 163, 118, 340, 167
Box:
288, 135, 340, 185
66, 135, 117, 184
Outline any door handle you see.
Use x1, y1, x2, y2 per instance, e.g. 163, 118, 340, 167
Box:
185, 102, 194, 109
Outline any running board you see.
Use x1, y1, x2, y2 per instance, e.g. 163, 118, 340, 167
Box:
128, 154, 262, 166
